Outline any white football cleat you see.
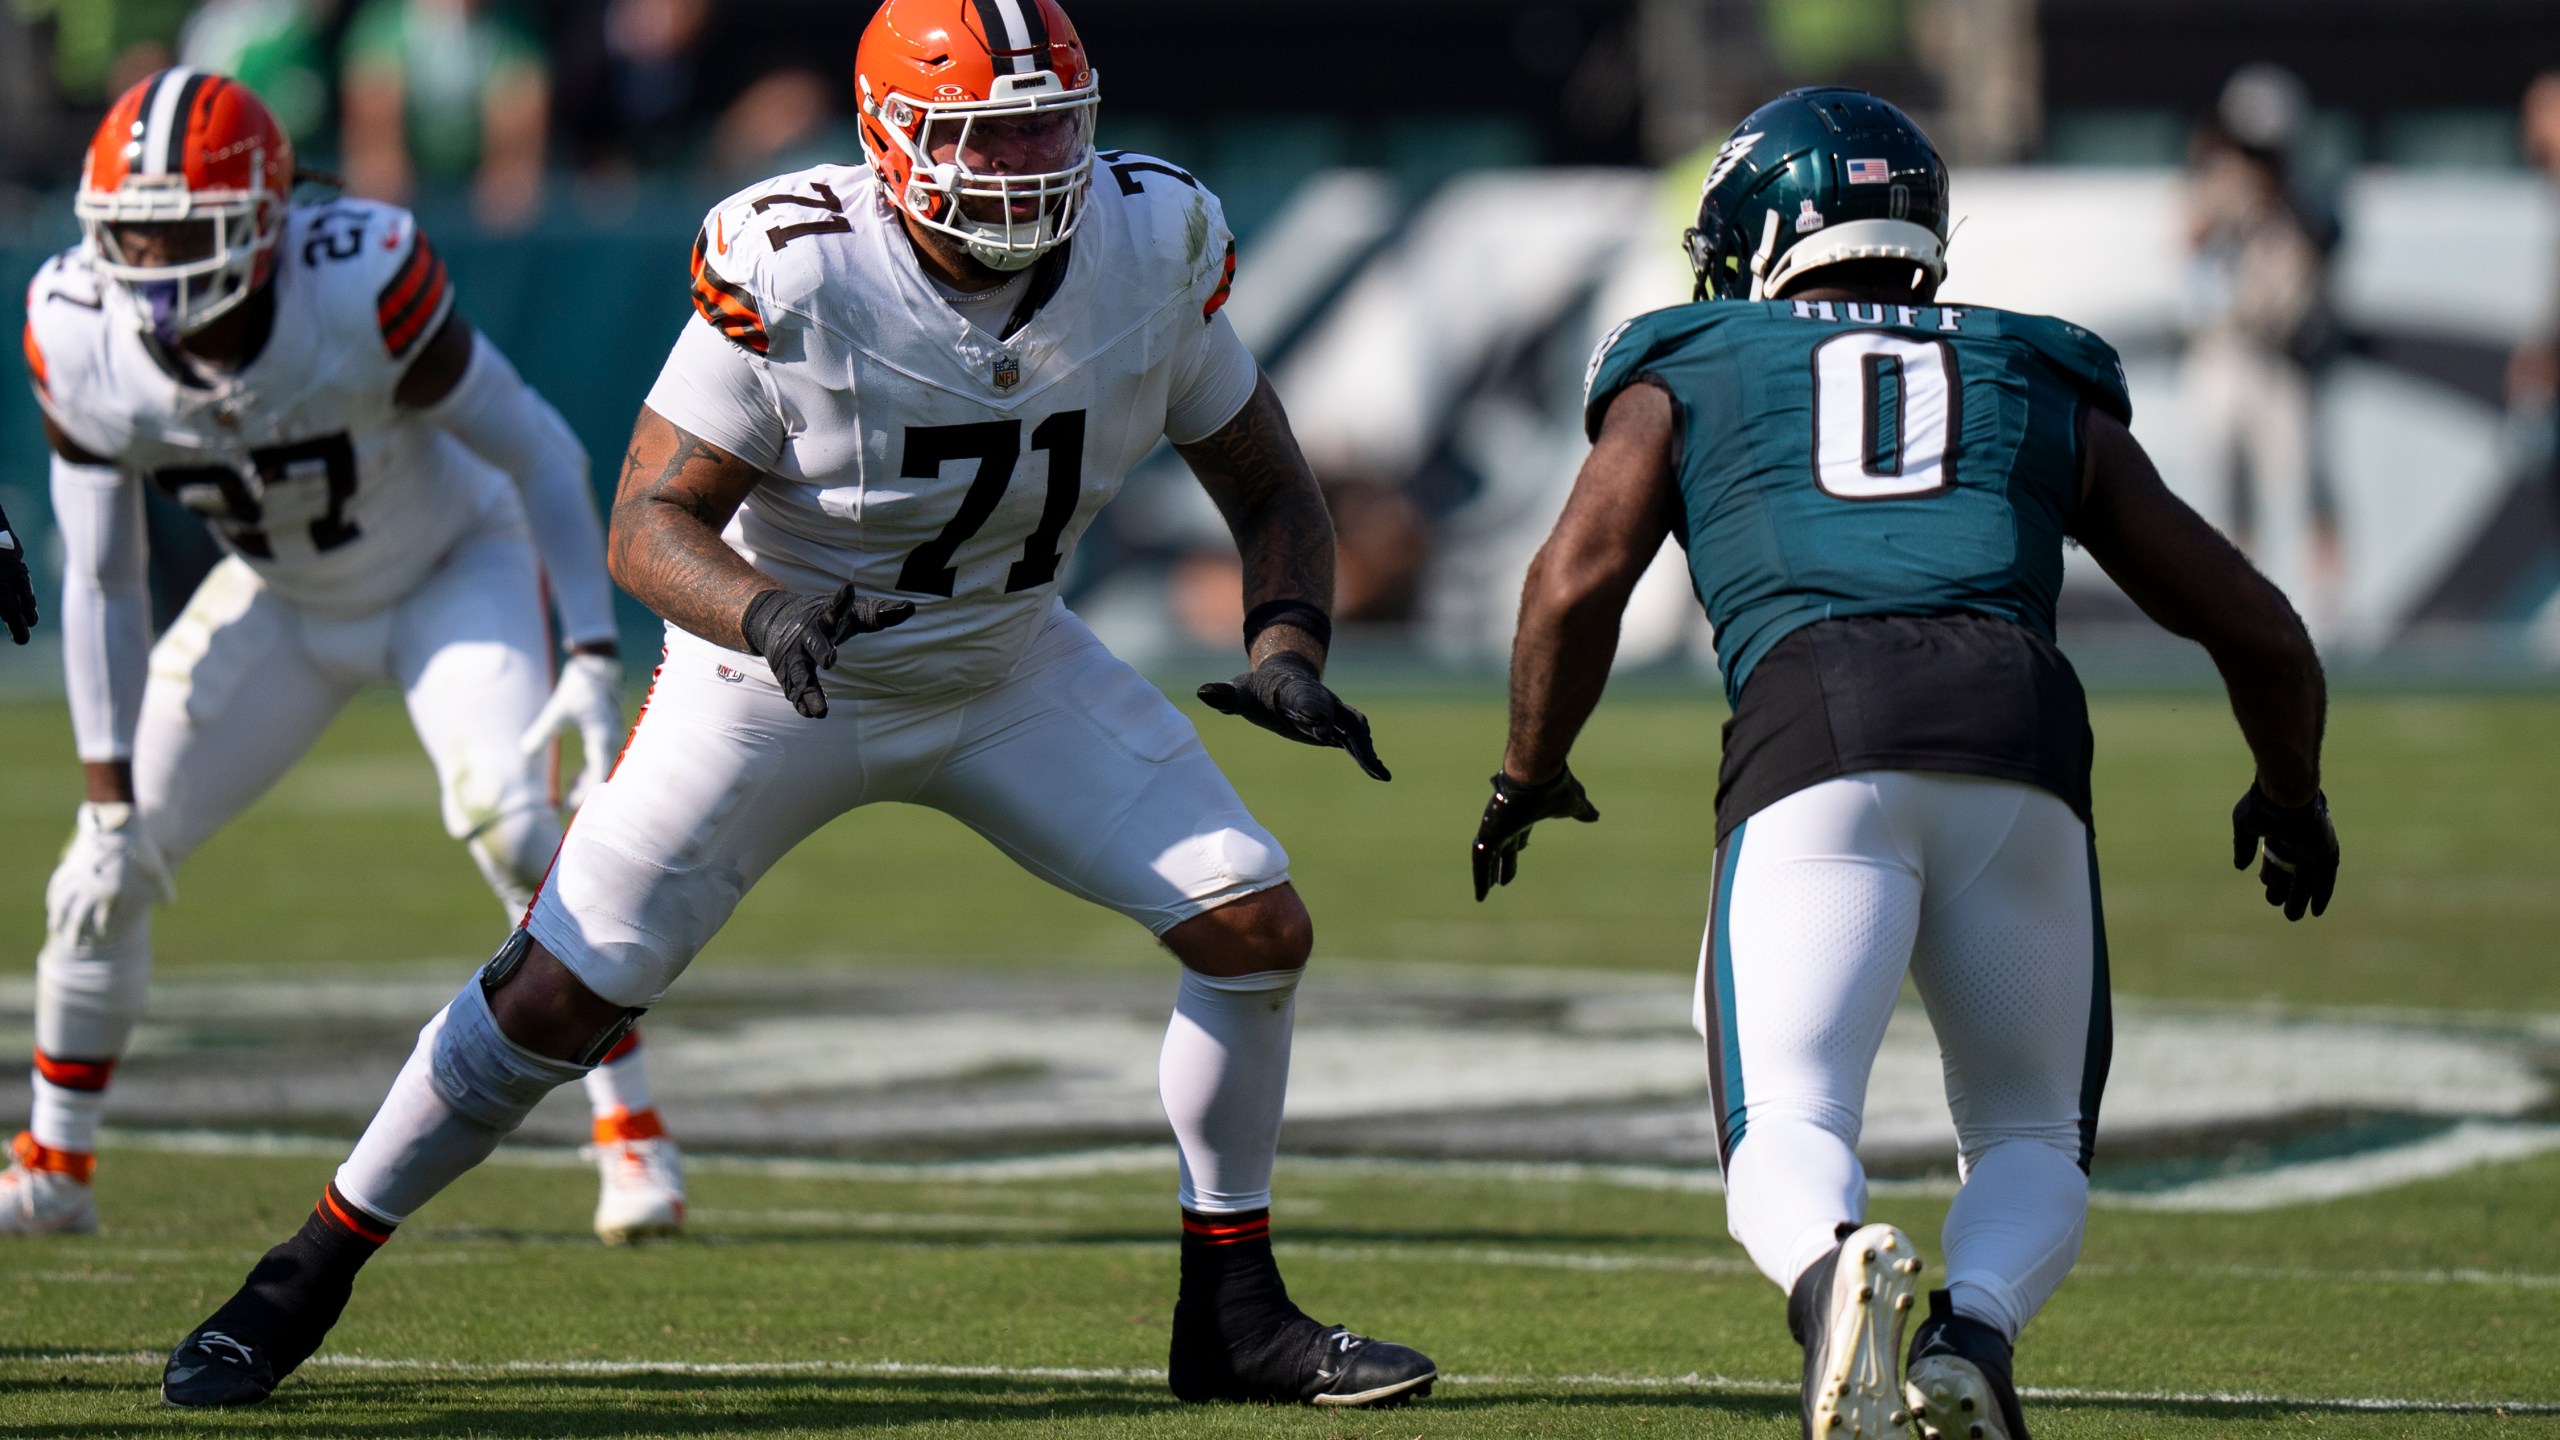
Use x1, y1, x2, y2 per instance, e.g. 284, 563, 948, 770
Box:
588, 1112, 685, 1244
1, 1131, 100, 1236
1789, 1222, 1925, 1438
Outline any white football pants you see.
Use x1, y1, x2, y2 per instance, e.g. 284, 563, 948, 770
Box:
1699, 771, 2109, 1342
330, 604, 1299, 1225
30, 529, 587, 1151
527, 604, 1290, 1007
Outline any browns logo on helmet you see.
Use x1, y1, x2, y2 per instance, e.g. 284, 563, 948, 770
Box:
76, 68, 294, 343
855, 0, 1099, 273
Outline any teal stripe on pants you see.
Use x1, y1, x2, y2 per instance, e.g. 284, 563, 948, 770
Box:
1706, 820, 1749, 1164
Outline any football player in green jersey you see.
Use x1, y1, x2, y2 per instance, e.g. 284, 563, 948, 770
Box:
1472, 88, 2338, 1440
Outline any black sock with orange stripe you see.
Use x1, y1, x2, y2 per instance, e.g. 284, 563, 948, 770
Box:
1170, 1207, 1323, 1400
193, 1183, 394, 1381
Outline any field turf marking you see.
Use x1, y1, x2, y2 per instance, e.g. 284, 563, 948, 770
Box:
89, 1120, 2560, 1213
18, 1351, 2559, 1415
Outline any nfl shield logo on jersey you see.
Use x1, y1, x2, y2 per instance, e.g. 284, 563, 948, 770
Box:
992, 353, 1021, 391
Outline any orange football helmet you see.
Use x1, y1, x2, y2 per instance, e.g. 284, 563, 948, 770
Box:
856, 0, 1098, 272
76, 68, 293, 342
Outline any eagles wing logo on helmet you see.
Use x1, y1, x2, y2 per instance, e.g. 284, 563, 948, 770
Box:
1684, 88, 1950, 305
1702, 131, 1763, 200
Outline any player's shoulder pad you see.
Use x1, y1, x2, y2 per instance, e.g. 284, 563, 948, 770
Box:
1581, 303, 1742, 442
1089, 150, 1235, 322
22, 249, 108, 400
2000, 310, 2132, 425
688, 164, 871, 357
285, 197, 455, 363
21, 249, 126, 455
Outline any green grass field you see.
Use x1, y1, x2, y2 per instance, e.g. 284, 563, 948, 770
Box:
4, 686, 2559, 1435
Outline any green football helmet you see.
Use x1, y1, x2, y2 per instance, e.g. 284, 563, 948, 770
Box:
1684, 87, 1951, 302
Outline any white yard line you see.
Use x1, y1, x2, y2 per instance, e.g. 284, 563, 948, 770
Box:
46, 1235, 2560, 1293
2099, 1121, 2560, 1211
94, 1122, 2560, 1211
17, 1351, 2556, 1415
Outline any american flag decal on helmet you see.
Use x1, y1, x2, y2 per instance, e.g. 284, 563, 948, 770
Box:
688, 226, 768, 354
1846, 158, 1891, 184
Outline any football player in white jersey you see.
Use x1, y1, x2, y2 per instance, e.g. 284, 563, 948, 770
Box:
7, 71, 687, 1244
163, 0, 1436, 1412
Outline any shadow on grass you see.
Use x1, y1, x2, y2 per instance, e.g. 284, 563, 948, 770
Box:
6, 1369, 2549, 1436
0, 1371, 1800, 1437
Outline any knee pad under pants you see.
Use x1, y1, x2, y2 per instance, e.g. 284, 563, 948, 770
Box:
429, 978, 591, 1133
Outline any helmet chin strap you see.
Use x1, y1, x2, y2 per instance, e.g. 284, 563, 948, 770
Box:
1745, 209, 1784, 302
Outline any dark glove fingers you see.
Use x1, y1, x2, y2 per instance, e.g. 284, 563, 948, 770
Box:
775, 652, 828, 719
1499, 847, 1518, 887
1570, 792, 1600, 823
2309, 865, 2335, 917
1329, 703, 1391, 782
845, 597, 915, 635
2232, 817, 2258, 871
1196, 681, 1244, 716
1471, 845, 1496, 902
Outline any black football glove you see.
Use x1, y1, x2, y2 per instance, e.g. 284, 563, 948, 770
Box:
1471, 766, 1600, 901
741, 583, 914, 719
2231, 781, 2337, 921
0, 503, 37, 645
1196, 651, 1390, 781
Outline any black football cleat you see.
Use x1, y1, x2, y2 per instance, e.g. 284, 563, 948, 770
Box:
162, 1185, 387, 1407
162, 1327, 279, 1408
1172, 1312, 1435, 1408
1903, 1289, 2031, 1440
1788, 1222, 1925, 1439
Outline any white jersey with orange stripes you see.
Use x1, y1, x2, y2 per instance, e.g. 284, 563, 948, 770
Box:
645, 153, 1257, 698
23, 198, 520, 618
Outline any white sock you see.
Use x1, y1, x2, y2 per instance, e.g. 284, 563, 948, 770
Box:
29, 1074, 108, 1155
1722, 1115, 1869, 1290
1159, 966, 1300, 1214
581, 1029, 655, 1119
332, 1008, 509, 1224
1940, 1139, 2089, 1341
28, 923, 151, 1157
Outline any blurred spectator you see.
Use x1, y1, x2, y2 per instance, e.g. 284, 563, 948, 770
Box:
15, 0, 193, 101
2508, 72, 2560, 424
2182, 64, 2344, 633
179, 0, 339, 153
340, 0, 549, 231
556, 0, 716, 175
707, 68, 859, 187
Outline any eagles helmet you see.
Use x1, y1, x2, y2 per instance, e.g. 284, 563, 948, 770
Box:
1684, 87, 1950, 302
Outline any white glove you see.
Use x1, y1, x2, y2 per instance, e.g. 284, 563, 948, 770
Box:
46, 801, 175, 945
518, 652, 625, 810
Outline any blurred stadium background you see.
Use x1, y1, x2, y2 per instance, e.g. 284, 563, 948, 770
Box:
4, 3, 2558, 1432
3, 0, 2557, 677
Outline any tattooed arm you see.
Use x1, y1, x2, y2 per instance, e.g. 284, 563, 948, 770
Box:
607, 405, 777, 650
1172, 371, 1336, 669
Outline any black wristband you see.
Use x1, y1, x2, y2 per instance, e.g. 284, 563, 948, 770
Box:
1243, 599, 1331, 652
739, 588, 791, 657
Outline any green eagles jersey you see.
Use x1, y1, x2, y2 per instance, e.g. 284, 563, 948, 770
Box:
1583, 298, 2131, 705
